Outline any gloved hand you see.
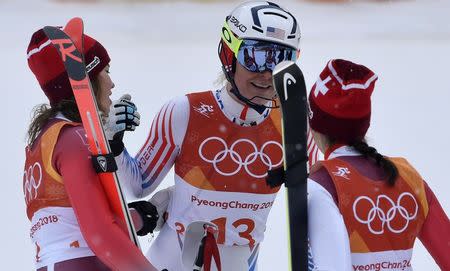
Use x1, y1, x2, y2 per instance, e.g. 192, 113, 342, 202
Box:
104, 94, 140, 156
127, 186, 174, 236
266, 166, 285, 188
128, 200, 159, 236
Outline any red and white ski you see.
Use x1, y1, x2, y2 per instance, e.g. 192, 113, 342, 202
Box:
43, 18, 139, 246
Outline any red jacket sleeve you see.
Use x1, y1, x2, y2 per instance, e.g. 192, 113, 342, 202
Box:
54, 125, 156, 271
418, 180, 450, 270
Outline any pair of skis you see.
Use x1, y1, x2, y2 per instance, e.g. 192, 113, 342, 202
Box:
43, 18, 139, 246
273, 61, 310, 271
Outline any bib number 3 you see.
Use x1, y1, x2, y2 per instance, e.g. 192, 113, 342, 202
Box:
176, 217, 256, 247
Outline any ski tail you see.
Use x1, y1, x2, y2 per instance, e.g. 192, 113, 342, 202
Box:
42, 18, 139, 247
272, 61, 309, 271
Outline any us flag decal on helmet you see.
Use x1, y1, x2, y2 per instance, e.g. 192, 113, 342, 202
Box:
266, 26, 285, 40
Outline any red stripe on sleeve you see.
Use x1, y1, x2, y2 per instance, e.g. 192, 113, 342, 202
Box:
137, 104, 164, 156
149, 104, 177, 180
142, 103, 171, 178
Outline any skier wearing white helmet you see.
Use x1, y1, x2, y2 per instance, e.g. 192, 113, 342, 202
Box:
104, 1, 319, 270
218, 0, 300, 112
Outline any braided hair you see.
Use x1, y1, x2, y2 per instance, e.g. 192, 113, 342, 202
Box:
350, 140, 398, 186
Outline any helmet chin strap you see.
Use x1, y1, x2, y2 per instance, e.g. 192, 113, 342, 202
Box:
222, 66, 278, 114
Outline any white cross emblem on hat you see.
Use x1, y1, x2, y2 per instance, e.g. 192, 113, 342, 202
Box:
313, 76, 331, 97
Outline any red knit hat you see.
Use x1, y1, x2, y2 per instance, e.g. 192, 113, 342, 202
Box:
308, 59, 378, 142
27, 27, 110, 105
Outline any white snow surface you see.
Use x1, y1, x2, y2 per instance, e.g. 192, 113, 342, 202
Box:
2, 0, 449, 270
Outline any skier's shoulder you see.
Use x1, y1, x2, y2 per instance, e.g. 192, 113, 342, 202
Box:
154, 95, 188, 115
165, 90, 213, 121
309, 163, 338, 204
185, 89, 215, 102
387, 156, 422, 176
185, 89, 213, 97
38, 117, 87, 175
156, 90, 215, 132
172, 94, 189, 107
157, 95, 190, 125
184, 90, 222, 116
34, 117, 81, 146
54, 118, 88, 155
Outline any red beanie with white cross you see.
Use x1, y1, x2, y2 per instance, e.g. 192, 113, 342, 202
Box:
27, 27, 110, 106
308, 59, 378, 142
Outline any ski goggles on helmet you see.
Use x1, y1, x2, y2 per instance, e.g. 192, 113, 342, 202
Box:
221, 21, 298, 73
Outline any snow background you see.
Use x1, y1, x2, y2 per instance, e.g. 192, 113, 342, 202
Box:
2, 0, 449, 269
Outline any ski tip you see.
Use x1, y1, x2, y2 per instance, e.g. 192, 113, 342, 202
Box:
273, 60, 296, 75
64, 17, 84, 34
65, 17, 84, 28
63, 17, 84, 52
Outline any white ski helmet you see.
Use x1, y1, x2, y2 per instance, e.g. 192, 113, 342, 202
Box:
218, 1, 301, 111
225, 1, 300, 49
219, 1, 301, 75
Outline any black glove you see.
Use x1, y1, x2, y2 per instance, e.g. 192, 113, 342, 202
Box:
266, 166, 286, 188
128, 200, 159, 236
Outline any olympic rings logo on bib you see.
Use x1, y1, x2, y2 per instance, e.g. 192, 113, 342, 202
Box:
353, 192, 418, 235
23, 162, 43, 204
198, 137, 283, 178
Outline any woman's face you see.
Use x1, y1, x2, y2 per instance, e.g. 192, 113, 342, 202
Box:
233, 62, 275, 105
95, 65, 114, 114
